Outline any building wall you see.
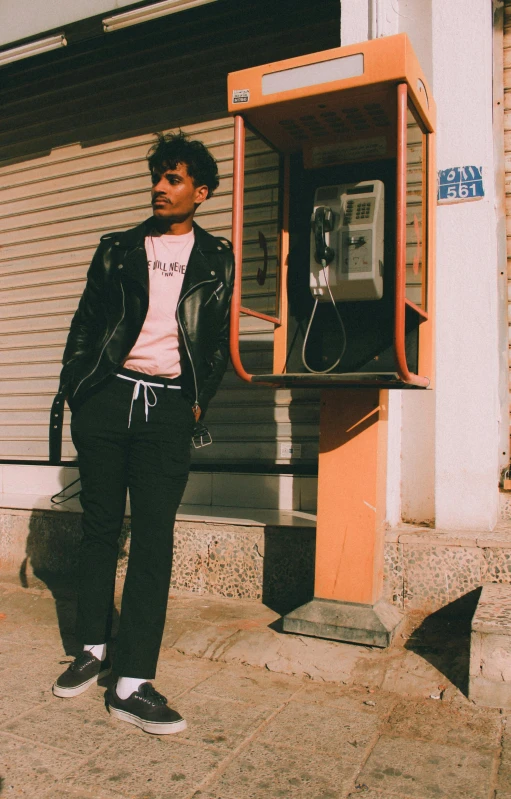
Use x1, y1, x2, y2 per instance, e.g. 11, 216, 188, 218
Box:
1, 0, 505, 526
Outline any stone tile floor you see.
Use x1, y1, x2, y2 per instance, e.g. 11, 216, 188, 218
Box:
0, 577, 509, 799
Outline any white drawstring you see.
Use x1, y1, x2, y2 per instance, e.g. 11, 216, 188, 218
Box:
130, 380, 157, 427
116, 374, 179, 427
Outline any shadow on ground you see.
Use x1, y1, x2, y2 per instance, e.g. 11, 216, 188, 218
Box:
404, 587, 481, 697
19, 511, 127, 656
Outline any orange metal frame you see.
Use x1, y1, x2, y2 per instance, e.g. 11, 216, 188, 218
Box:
394, 83, 429, 388
228, 34, 436, 390
230, 116, 291, 381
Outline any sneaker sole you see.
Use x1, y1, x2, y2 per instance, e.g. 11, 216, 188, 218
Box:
52, 666, 111, 698
107, 705, 187, 735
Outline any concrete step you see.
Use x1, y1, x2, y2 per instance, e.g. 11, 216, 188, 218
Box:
385, 521, 511, 613
469, 582, 511, 708
500, 488, 511, 521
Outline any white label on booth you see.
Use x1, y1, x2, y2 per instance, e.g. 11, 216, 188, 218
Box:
232, 89, 250, 104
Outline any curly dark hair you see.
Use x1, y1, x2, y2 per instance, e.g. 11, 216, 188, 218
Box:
147, 131, 220, 198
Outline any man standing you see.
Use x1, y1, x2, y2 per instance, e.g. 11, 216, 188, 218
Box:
51, 132, 234, 735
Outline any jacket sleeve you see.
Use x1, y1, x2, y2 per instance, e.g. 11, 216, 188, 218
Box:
59, 239, 109, 393
197, 248, 234, 417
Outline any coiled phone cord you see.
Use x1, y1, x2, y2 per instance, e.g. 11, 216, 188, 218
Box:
301, 259, 347, 374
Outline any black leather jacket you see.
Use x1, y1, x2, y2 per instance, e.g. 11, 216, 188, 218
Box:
49, 218, 234, 463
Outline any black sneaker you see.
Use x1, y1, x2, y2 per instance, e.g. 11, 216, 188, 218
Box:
105, 682, 187, 735
53, 651, 111, 698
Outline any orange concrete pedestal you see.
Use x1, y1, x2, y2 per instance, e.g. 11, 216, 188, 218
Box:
283, 389, 403, 647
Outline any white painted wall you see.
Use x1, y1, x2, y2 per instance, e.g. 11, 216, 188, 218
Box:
401, 391, 435, 524
341, 0, 399, 45
340, 0, 371, 46
0, 1, 142, 47
431, 0, 500, 529
386, 390, 402, 527
401, 0, 501, 528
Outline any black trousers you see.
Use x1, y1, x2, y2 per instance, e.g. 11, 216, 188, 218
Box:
71, 367, 195, 678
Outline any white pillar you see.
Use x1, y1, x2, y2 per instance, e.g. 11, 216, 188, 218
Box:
431, 0, 500, 529
341, 0, 399, 46
340, 0, 370, 46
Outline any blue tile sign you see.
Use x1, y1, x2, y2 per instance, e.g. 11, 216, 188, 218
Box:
437, 166, 484, 202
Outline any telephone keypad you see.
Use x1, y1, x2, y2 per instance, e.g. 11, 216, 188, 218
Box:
344, 198, 374, 224
356, 202, 371, 220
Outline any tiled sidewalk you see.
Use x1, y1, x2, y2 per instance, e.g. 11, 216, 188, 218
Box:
0, 579, 508, 799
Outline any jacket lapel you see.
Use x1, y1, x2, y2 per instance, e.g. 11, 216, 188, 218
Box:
180, 222, 220, 297
181, 247, 215, 297
118, 220, 150, 293
121, 245, 148, 292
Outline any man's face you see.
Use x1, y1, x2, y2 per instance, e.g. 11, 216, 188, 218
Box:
150, 162, 208, 227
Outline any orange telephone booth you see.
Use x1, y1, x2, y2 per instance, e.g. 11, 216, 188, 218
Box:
227, 34, 435, 645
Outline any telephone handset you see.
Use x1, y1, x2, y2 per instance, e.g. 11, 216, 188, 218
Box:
313, 206, 335, 266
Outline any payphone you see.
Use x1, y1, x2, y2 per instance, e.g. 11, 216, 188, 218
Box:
310, 180, 384, 302
227, 34, 436, 647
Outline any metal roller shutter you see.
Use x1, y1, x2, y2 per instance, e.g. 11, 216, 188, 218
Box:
0, 0, 340, 467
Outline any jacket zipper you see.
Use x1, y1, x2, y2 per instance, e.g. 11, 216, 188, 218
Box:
177, 275, 216, 409
73, 283, 126, 398
204, 281, 224, 307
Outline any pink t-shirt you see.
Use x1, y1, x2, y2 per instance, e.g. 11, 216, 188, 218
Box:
124, 230, 194, 378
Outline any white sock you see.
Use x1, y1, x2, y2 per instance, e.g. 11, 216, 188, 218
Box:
83, 643, 107, 662
116, 677, 147, 699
